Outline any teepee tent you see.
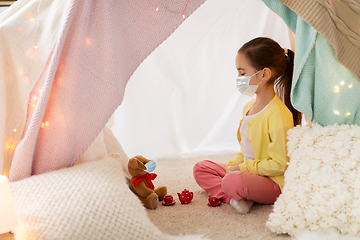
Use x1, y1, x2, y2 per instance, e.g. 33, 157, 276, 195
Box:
1, 0, 291, 179
2, 0, 360, 239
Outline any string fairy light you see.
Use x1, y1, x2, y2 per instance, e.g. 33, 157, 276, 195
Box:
29, 15, 40, 49
153, 0, 190, 19
40, 121, 50, 129
3, 0, 47, 177
331, 78, 357, 118
4, 128, 19, 177
29, 0, 45, 50
18, 69, 31, 86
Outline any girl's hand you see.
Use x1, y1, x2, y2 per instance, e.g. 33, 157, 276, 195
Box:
226, 165, 240, 174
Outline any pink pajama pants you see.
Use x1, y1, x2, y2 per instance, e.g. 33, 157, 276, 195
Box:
193, 160, 281, 204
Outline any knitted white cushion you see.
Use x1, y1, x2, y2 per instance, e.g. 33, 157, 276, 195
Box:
266, 124, 360, 236
10, 154, 167, 240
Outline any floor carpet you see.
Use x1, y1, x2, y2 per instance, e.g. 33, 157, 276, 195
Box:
146, 152, 291, 240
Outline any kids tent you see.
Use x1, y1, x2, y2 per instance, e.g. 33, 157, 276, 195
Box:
1, 0, 360, 239
1, 0, 292, 180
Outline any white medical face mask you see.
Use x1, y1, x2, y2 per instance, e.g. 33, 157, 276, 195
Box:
137, 159, 157, 173
144, 160, 157, 173
235, 70, 262, 97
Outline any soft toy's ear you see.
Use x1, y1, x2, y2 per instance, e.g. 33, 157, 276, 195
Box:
128, 158, 138, 170
135, 155, 150, 164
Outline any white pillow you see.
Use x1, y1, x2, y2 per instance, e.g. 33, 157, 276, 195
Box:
10, 154, 166, 240
267, 124, 360, 236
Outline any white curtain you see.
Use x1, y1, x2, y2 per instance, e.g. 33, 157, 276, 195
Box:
108, 0, 292, 160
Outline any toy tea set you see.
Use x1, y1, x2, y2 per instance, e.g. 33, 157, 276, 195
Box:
128, 155, 221, 209
162, 190, 221, 207
162, 189, 194, 206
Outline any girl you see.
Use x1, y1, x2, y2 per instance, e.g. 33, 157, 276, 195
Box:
193, 37, 301, 214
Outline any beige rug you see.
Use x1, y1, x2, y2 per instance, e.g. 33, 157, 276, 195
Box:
146, 152, 291, 240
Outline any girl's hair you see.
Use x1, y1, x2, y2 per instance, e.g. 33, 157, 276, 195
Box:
238, 37, 301, 126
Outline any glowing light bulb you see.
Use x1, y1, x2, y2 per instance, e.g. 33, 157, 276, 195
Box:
156, 7, 159, 11
333, 86, 340, 93
85, 37, 92, 47
340, 81, 345, 86
41, 122, 45, 128
346, 112, 351, 117
32, 104, 36, 107
349, 84, 353, 89
182, 14, 185, 18
13, 129, 17, 132
45, 121, 49, 127
333, 110, 340, 115
7, 144, 11, 150
34, 45, 38, 49
33, 96, 37, 101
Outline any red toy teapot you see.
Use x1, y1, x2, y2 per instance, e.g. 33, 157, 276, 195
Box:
177, 189, 193, 204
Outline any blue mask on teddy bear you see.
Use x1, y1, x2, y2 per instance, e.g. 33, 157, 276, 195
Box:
137, 159, 157, 173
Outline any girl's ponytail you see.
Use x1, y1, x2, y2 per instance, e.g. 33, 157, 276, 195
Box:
275, 49, 302, 126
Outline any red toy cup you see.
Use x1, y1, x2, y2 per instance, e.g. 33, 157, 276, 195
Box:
163, 195, 174, 203
208, 197, 221, 206
162, 195, 176, 206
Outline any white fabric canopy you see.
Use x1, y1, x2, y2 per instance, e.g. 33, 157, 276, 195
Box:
107, 0, 292, 160
3, 0, 207, 180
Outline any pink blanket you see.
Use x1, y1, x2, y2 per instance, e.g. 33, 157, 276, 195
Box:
10, 0, 206, 181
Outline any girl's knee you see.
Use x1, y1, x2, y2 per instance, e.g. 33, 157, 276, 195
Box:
222, 172, 241, 192
193, 160, 211, 179
222, 171, 247, 200
193, 160, 207, 173
193, 160, 216, 173
193, 160, 227, 184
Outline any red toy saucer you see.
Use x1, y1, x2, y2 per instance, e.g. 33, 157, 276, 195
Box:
208, 202, 221, 207
162, 200, 176, 206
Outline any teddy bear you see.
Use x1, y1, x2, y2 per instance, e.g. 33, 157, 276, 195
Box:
128, 155, 167, 209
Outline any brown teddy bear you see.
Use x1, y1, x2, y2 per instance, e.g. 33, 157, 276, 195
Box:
128, 155, 167, 209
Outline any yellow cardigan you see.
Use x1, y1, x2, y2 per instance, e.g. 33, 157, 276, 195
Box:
226, 94, 294, 190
